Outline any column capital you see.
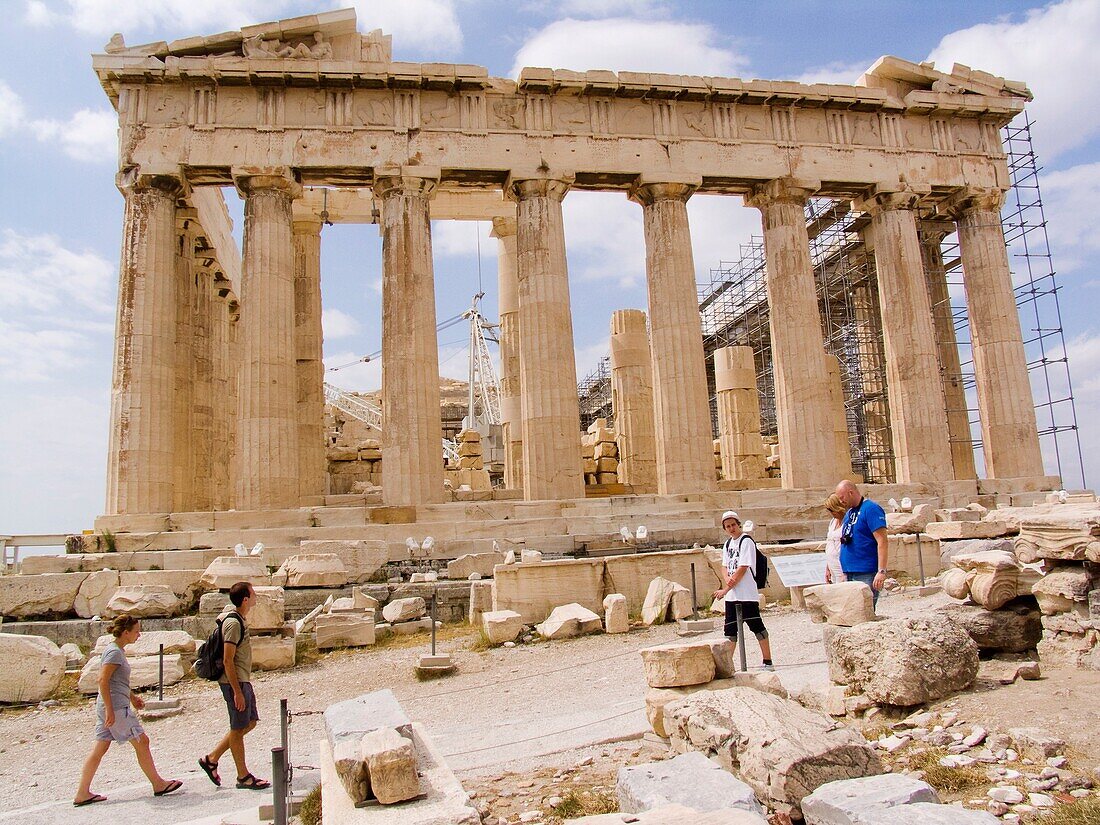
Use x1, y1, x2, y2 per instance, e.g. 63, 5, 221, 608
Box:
743, 177, 820, 209
292, 217, 324, 235
490, 216, 517, 238
628, 174, 701, 206
504, 171, 574, 203
937, 186, 1006, 218
372, 165, 441, 199
116, 165, 186, 198
852, 181, 931, 216
232, 166, 302, 199
918, 219, 956, 246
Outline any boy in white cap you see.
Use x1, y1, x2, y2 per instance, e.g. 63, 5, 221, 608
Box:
713, 510, 773, 670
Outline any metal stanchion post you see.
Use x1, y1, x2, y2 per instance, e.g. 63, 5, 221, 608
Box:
431, 594, 437, 656
158, 644, 164, 701
735, 603, 747, 672
690, 563, 699, 620
271, 747, 287, 825
916, 534, 926, 587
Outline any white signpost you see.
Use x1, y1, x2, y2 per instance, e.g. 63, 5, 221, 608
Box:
770, 553, 828, 588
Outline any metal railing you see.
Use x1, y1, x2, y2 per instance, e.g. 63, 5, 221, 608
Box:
0, 534, 69, 570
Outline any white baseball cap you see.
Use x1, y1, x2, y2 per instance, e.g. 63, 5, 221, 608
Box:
721, 510, 740, 524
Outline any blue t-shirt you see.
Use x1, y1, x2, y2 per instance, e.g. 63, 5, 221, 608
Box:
839, 497, 887, 573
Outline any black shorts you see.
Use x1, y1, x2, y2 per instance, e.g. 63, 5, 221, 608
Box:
724, 600, 767, 640
219, 681, 259, 730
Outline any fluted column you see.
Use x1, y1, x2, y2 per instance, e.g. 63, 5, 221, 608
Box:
376, 168, 446, 505
492, 216, 523, 491
210, 282, 234, 510
609, 309, 657, 491
941, 187, 1043, 479
233, 167, 302, 510
507, 174, 584, 501
630, 177, 716, 494
713, 345, 768, 481
172, 211, 197, 512
855, 185, 953, 483
920, 220, 977, 480
745, 178, 845, 489
106, 170, 184, 515
189, 254, 216, 512
293, 218, 326, 500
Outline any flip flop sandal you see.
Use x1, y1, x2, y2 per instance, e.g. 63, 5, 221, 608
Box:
73, 794, 107, 807
154, 779, 183, 797
198, 756, 221, 787
236, 773, 271, 790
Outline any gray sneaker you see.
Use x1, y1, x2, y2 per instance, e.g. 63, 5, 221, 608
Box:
759, 663, 775, 672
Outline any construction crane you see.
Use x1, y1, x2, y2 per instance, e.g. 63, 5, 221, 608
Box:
461, 292, 502, 432
323, 382, 460, 463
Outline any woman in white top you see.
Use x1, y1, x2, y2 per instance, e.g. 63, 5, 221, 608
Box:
823, 493, 847, 584
712, 510, 773, 670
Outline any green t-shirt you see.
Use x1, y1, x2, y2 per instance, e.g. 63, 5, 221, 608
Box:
217, 610, 251, 685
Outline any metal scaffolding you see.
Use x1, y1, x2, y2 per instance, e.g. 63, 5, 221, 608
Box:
578, 356, 613, 432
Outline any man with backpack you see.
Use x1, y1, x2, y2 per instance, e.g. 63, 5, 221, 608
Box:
712, 510, 774, 671
198, 581, 271, 791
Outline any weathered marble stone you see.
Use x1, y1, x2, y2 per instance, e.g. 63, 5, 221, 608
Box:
1031, 566, 1095, 615
78, 653, 184, 694
361, 727, 419, 804
74, 570, 120, 618
939, 567, 975, 600
315, 614, 375, 650
274, 554, 348, 588
469, 580, 493, 624
804, 582, 877, 626
924, 521, 1010, 541
246, 585, 286, 630
0, 634, 65, 702
200, 555, 270, 589
251, 635, 296, 670
618, 751, 763, 815
382, 597, 425, 623
801, 774, 940, 824
642, 577, 678, 625
104, 584, 180, 618
298, 539, 388, 583
941, 602, 1042, 652
1015, 512, 1100, 563
446, 552, 504, 580
640, 641, 716, 688
536, 603, 603, 640
482, 610, 523, 644
886, 504, 934, 535
604, 593, 629, 634
60, 642, 86, 669
0, 572, 86, 619
93, 630, 196, 659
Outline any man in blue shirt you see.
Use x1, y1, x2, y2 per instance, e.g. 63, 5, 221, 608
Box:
835, 480, 888, 607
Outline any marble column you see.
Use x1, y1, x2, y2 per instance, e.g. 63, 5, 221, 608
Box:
209, 282, 234, 510
630, 177, 716, 494
172, 210, 197, 512
189, 253, 216, 512
507, 175, 584, 501
713, 345, 768, 481
293, 218, 326, 501
609, 309, 657, 491
941, 187, 1044, 479
375, 168, 446, 505
492, 216, 523, 491
745, 178, 845, 489
233, 168, 302, 510
920, 220, 977, 480
106, 170, 183, 516
856, 186, 953, 484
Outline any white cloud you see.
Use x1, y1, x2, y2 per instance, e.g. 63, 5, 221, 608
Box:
346, 0, 462, 55
1031, 331, 1100, 487
31, 109, 117, 163
573, 339, 611, 381
511, 18, 747, 77
0, 229, 115, 315
556, 0, 667, 15
928, 0, 1100, 158
24, 0, 290, 35
563, 191, 646, 288
432, 219, 490, 258
1034, 161, 1100, 276
0, 80, 26, 137
322, 307, 361, 339
795, 60, 869, 86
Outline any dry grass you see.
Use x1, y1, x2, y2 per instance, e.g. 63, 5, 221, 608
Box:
373, 621, 476, 652
548, 789, 618, 822
466, 628, 495, 652
1039, 797, 1100, 825
907, 747, 990, 794
50, 673, 84, 707
299, 783, 322, 825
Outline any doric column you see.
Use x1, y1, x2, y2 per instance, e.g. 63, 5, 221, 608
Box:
375, 168, 446, 505
105, 169, 184, 516
188, 249, 217, 512
713, 345, 768, 482
210, 281, 235, 510
172, 209, 198, 512
855, 185, 953, 484
293, 218, 326, 500
629, 177, 716, 494
940, 187, 1043, 479
492, 216, 523, 491
745, 178, 845, 489
920, 220, 977, 480
506, 174, 584, 501
233, 167, 302, 510
609, 309, 657, 491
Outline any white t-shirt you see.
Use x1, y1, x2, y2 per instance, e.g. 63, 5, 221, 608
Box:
722, 535, 760, 602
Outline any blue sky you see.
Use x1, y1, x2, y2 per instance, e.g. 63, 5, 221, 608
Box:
1, 0, 1098, 533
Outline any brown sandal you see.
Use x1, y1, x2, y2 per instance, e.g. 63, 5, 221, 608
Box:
236, 773, 271, 790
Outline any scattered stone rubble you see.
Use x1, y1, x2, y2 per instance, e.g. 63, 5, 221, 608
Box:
583, 418, 621, 487
448, 429, 493, 493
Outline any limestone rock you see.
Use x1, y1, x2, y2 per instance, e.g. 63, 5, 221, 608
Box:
669, 584, 694, 620
274, 554, 348, 588
1032, 567, 1095, 614
940, 538, 1013, 568
60, 642, 86, 669
537, 603, 603, 640
446, 552, 504, 580
640, 641, 716, 688
0, 572, 86, 619
324, 689, 412, 750
78, 653, 184, 694
855, 803, 1001, 823
804, 582, 877, 626
801, 774, 940, 823
93, 630, 196, 659
603, 593, 629, 634
74, 570, 120, 618
200, 555, 270, 589
1015, 512, 1100, 563
664, 687, 883, 818
939, 567, 974, 600
730, 670, 788, 699
482, 610, 523, 644
642, 577, 678, 625
521, 549, 543, 563
1037, 628, 1099, 669
924, 521, 1010, 541
886, 504, 934, 535
617, 751, 763, 815
361, 727, 419, 804
468, 580, 493, 624
0, 634, 65, 703
941, 602, 1042, 652
792, 682, 848, 717
645, 680, 737, 738
298, 539, 388, 583
315, 614, 375, 650
104, 584, 180, 618
382, 597, 425, 623
826, 617, 979, 706
247, 586, 285, 631
1008, 727, 1064, 757
251, 635, 296, 670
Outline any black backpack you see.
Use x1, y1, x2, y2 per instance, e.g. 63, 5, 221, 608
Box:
729, 536, 769, 590
194, 611, 243, 680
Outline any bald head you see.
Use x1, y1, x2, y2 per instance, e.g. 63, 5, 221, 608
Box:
835, 479, 861, 509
